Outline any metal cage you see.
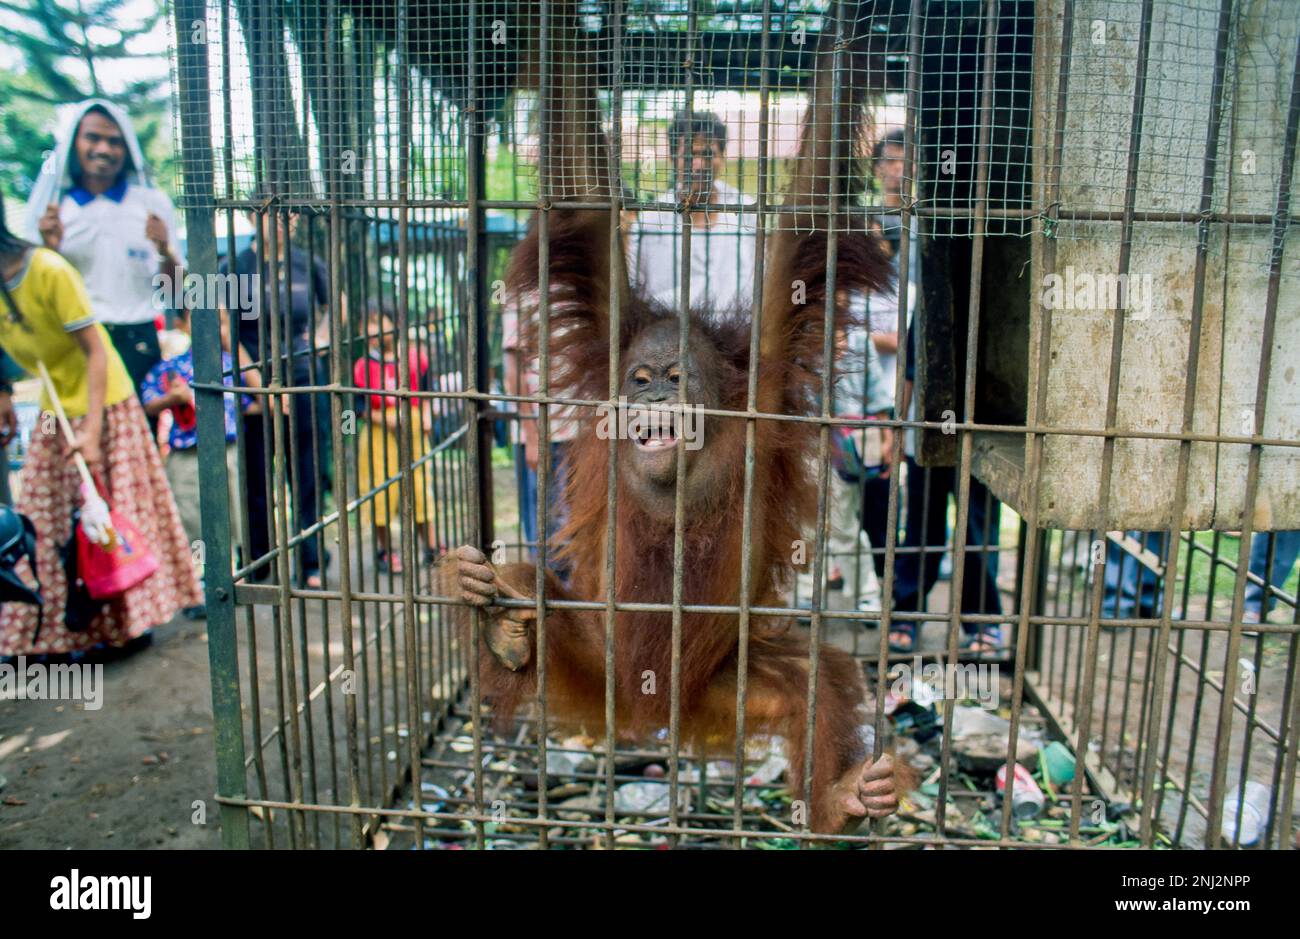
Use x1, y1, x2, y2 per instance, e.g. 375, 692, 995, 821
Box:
169, 0, 1299, 849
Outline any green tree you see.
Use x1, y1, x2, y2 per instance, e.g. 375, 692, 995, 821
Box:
0, 0, 175, 202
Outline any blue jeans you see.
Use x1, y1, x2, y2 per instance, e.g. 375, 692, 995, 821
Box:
1102, 531, 1167, 619
1244, 530, 1300, 617
516, 441, 570, 579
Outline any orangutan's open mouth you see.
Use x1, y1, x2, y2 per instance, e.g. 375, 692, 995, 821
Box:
633, 407, 680, 451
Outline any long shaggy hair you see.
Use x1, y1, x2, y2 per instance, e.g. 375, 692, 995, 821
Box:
503, 205, 891, 730
452, 4, 910, 831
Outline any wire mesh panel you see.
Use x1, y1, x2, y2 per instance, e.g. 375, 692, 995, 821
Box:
171, 0, 488, 849
168, 0, 1298, 850
993, 0, 1300, 532
1030, 528, 1299, 849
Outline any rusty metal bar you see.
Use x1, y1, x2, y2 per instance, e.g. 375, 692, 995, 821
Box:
731, 0, 774, 845
197, 378, 1300, 451
1068, 0, 1156, 844
939, 0, 998, 842
602, 0, 625, 850
871, 0, 925, 848
207, 194, 1299, 228
534, 0, 554, 851
664, 0, 701, 848
392, 0, 427, 850
464, 0, 487, 851
1132, 0, 1236, 847
799, 0, 849, 842
1205, 20, 1300, 847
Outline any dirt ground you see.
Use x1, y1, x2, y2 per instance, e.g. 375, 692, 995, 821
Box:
0, 613, 222, 849
0, 459, 524, 850
2, 461, 1294, 850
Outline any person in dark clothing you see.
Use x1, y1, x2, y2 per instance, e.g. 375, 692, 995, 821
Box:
1102, 531, 1168, 620
887, 307, 1004, 654
219, 208, 330, 588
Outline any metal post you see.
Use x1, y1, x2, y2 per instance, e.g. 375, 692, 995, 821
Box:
173, 0, 251, 849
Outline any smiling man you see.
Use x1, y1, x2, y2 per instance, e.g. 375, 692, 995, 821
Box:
24, 100, 184, 395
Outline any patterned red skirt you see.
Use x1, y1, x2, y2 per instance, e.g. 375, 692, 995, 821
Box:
0, 396, 203, 655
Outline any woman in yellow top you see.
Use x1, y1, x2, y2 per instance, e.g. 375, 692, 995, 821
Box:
0, 207, 200, 658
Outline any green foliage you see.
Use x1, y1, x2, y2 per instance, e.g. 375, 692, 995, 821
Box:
0, 0, 175, 202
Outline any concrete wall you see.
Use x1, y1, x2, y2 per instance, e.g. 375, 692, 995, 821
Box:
1022, 0, 1298, 530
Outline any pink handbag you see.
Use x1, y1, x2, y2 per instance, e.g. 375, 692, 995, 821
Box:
75, 477, 160, 599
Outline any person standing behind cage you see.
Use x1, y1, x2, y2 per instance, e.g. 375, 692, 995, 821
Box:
0, 207, 201, 658
140, 304, 246, 619
353, 302, 438, 574
847, 129, 914, 600
1241, 530, 1299, 626
630, 109, 756, 314
887, 272, 1004, 656
1101, 531, 1168, 622
23, 100, 184, 398
795, 318, 895, 613
219, 205, 329, 589
502, 292, 576, 576
865, 130, 908, 390
864, 125, 1006, 656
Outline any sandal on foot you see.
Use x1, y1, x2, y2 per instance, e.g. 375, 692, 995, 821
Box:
374, 552, 403, 575
888, 625, 916, 654
960, 627, 1003, 657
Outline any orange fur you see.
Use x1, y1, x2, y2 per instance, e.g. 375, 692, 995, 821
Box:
449, 2, 904, 834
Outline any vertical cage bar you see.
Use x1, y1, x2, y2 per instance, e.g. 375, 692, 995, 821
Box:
534, 0, 554, 851
871, 0, 926, 840
174, 0, 251, 850
1068, 0, 1155, 844
801, 0, 849, 843
666, 0, 700, 845
1205, 22, 1300, 847
393, 0, 427, 849
1134, 0, 1235, 847
731, 0, 775, 845
602, 0, 624, 849
464, 0, 488, 851
938, 0, 997, 841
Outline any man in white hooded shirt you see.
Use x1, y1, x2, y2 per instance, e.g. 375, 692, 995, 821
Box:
24, 99, 185, 394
